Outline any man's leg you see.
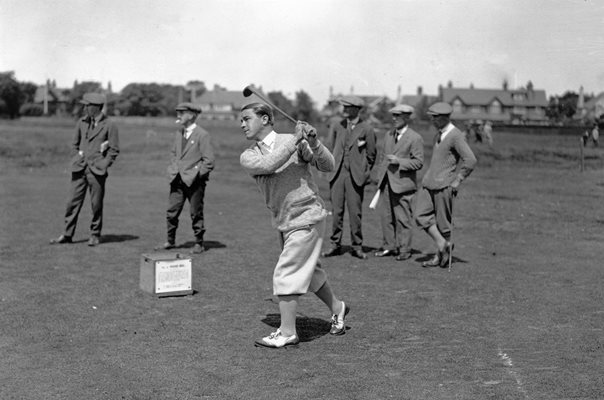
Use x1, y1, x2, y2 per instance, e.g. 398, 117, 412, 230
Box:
277, 294, 300, 337
64, 171, 88, 238
166, 177, 186, 244
87, 169, 106, 238
346, 175, 365, 255
393, 191, 415, 256
378, 183, 396, 251
187, 177, 207, 245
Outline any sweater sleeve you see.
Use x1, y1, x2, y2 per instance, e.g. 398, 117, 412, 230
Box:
240, 135, 298, 176
298, 139, 335, 172
453, 134, 477, 182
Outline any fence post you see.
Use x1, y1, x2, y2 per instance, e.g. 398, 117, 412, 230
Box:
579, 137, 585, 172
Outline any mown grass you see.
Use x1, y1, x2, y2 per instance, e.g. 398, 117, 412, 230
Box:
1, 117, 603, 400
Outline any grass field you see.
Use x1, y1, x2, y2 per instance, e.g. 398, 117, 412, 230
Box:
1, 117, 603, 399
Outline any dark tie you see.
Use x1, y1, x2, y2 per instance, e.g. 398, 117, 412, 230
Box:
437, 131, 443, 144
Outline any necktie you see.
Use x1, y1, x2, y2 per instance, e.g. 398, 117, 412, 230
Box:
437, 130, 443, 144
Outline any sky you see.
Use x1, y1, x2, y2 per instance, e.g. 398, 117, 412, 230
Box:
1, 0, 604, 106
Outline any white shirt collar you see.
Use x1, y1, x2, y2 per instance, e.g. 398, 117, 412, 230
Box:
183, 123, 196, 139
439, 123, 454, 141
396, 125, 408, 137
259, 130, 277, 152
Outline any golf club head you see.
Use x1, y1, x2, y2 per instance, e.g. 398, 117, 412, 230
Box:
242, 85, 254, 97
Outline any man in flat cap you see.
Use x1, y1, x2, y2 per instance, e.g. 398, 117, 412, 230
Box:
50, 92, 120, 246
416, 102, 476, 267
323, 95, 377, 260
374, 104, 424, 261
155, 102, 215, 254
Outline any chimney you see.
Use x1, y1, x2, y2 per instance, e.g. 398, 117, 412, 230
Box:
503, 79, 508, 91
417, 86, 423, 96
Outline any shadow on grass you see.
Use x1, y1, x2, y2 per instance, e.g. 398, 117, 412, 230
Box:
415, 252, 468, 266
260, 313, 332, 343
101, 234, 139, 243
180, 240, 226, 250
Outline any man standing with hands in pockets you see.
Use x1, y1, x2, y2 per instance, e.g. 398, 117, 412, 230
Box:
374, 104, 424, 261
322, 95, 377, 260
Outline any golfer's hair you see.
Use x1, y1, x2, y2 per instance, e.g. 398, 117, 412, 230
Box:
241, 102, 274, 125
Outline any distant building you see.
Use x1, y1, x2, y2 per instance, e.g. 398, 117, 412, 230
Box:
34, 80, 69, 116
439, 81, 549, 124
196, 85, 267, 120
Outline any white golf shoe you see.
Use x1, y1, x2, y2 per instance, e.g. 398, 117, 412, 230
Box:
254, 329, 299, 348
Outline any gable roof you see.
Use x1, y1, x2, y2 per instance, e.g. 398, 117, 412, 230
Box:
34, 86, 69, 103
442, 87, 548, 107
196, 87, 268, 110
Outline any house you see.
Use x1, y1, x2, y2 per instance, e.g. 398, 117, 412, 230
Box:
34, 80, 69, 115
196, 85, 267, 120
439, 81, 549, 124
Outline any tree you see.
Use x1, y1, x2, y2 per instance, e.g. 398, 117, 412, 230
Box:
292, 90, 318, 123
0, 71, 23, 118
114, 83, 182, 116
267, 91, 295, 122
546, 91, 578, 124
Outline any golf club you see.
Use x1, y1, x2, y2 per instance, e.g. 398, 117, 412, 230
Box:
242, 84, 297, 125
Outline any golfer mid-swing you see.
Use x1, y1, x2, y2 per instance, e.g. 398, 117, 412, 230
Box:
239, 103, 349, 348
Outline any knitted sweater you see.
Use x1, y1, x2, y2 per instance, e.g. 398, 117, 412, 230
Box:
240, 133, 335, 232
421, 125, 477, 190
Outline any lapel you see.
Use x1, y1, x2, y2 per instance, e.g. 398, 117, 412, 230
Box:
346, 119, 363, 150
181, 127, 197, 157
86, 115, 104, 141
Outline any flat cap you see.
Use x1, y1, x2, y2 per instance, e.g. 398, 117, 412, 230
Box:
426, 102, 453, 116
175, 102, 202, 114
80, 93, 106, 105
338, 95, 365, 108
389, 104, 414, 115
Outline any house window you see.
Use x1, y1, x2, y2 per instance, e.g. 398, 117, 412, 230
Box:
452, 99, 463, 113
489, 101, 502, 114
470, 106, 481, 114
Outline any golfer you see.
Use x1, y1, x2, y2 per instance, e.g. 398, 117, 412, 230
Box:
239, 102, 349, 348
416, 102, 476, 267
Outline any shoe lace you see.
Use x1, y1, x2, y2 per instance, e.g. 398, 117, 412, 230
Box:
330, 314, 339, 327
268, 330, 281, 339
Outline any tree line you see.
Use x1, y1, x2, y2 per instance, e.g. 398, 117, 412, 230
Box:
0, 70, 595, 125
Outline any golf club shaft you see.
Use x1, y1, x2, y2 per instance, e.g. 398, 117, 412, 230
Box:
244, 86, 297, 124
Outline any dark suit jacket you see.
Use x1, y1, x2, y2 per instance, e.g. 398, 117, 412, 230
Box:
167, 124, 215, 187
327, 118, 377, 186
70, 114, 119, 176
376, 127, 424, 194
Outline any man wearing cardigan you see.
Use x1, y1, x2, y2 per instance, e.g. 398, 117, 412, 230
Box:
416, 102, 476, 268
322, 95, 377, 260
50, 93, 120, 247
374, 104, 424, 261
156, 102, 215, 254
239, 102, 348, 349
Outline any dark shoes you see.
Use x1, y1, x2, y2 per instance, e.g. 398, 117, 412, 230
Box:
190, 243, 205, 254
87, 236, 100, 247
422, 254, 441, 268
440, 242, 454, 268
395, 252, 412, 261
350, 249, 367, 260
49, 235, 72, 244
322, 246, 343, 258
374, 249, 398, 257
154, 241, 176, 251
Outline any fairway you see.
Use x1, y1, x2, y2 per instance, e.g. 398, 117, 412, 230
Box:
1, 118, 603, 399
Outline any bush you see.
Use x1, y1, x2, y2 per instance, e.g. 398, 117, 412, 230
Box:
19, 103, 44, 116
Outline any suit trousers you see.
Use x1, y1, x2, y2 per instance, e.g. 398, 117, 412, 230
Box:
64, 166, 106, 238
379, 181, 415, 253
329, 166, 365, 250
166, 174, 206, 244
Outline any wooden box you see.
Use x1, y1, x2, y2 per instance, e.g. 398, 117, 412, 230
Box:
140, 253, 193, 297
